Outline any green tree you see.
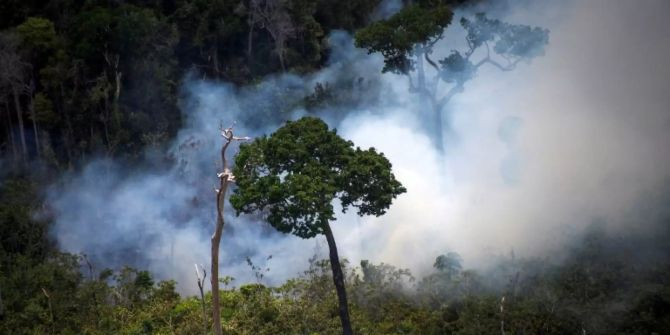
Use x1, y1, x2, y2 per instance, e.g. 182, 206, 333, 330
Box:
0, 31, 30, 162
356, 5, 549, 150
230, 116, 406, 335
17, 17, 60, 159
434, 252, 462, 278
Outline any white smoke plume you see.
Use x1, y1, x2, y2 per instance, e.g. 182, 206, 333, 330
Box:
47, 0, 670, 294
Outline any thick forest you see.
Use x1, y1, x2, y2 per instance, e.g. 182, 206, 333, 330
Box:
1, 0, 669, 334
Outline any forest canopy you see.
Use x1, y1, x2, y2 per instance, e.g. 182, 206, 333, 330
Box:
1, 1, 669, 335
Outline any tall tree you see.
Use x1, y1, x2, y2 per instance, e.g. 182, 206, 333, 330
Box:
251, 0, 297, 71
16, 17, 60, 160
0, 31, 29, 162
230, 117, 406, 335
211, 124, 249, 335
356, 4, 549, 150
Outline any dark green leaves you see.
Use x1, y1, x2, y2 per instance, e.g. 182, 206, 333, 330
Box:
339, 147, 406, 216
461, 13, 549, 59
439, 51, 475, 84
231, 117, 406, 239
356, 8, 549, 76
16, 17, 58, 51
354, 4, 453, 74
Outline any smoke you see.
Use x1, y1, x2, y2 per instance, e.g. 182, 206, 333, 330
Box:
46, 0, 670, 294
333, 0, 670, 271
371, 0, 403, 21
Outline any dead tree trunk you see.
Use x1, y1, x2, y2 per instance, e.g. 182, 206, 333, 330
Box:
211, 125, 249, 335
195, 264, 208, 335
255, 0, 296, 72
210, 169, 229, 335
323, 222, 354, 335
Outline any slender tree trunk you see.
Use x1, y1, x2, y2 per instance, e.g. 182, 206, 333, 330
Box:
12, 87, 27, 161
432, 103, 444, 153
4, 99, 17, 162
195, 265, 208, 335
42, 288, 55, 335
416, 49, 426, 91
0, 282, 4, 318
210, 178, 228, 335
430, 83, 464, 153
247, 20, 255, 59
212, 35, 220, 78
113, 70, 122, 128
58, 83, 74, 166
210, 127, 247, 335
278, 49, 286, 72
28, 89, 40, 159
211, 134, 235, 335
323, 222, 353, 335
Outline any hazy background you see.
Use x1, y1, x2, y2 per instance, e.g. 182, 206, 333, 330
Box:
47, 0, 670, 294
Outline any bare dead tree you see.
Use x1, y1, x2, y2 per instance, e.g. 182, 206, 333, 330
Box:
246, 1, 263, 59
195, 264, 208, 335
211, 124, 249, 335
254, 0, 297, 71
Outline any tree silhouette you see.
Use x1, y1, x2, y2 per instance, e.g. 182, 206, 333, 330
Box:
231, 116, 406, 335
211, 124, 249, 335
434, 252, 462, 279
356, 4, 549, 151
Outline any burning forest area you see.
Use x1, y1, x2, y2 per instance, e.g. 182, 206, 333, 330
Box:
1, 0, 669, 334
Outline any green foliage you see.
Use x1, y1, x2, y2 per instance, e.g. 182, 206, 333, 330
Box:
16, 17, 58, 51
314, 0, 381, 32
0, 3, 666, 335
461, 13, 549, 59
433, 252, 462, 275
32, 92, 59, 126
1, 0, 389, 167
439, 51, 475, 84
231, 116, 406, 238
354, 4, 453, 73
0, 178, 51, 259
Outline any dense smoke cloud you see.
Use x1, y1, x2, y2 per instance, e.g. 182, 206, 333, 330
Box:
47, 0, 670, 294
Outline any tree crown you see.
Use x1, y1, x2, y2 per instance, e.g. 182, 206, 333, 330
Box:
230, 117, 406, 238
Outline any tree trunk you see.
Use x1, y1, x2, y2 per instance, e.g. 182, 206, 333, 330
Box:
430, 83, 464, 153
247, 21, 254, 59
212, 35, 220, 78
323, 222, 353, 335
0, 281, 4, 318
59, 83, 74, 166
211, 174, 229, 335
432, 103, 444, 153
12, 87, 27, 161
210, 128, 247, 335
416, 49, 426, 91
277, 45, 286, 72
4, 99, 17, 162
29, 88, 40, 159
113, 69, 121, 128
